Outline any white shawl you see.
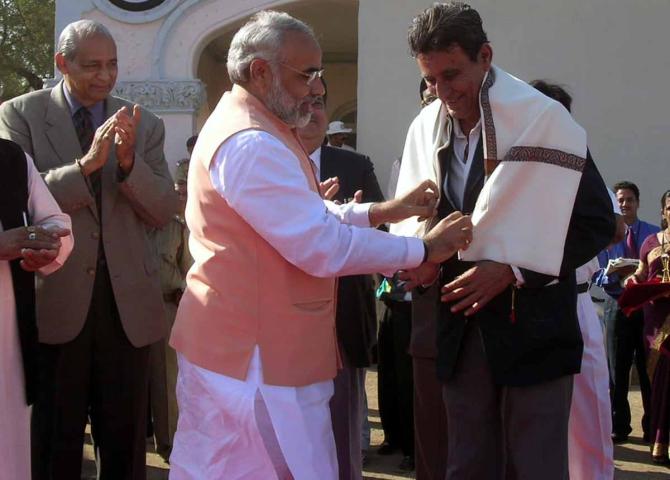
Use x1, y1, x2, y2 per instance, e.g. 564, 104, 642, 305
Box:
391, 66, 586, 276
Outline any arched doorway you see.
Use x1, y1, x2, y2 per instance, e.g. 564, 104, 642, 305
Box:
122, 0, 360, 170
193, 0, 359, 140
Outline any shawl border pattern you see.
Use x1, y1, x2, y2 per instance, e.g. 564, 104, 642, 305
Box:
504, 146, 586, 172
480, 69, 497, 173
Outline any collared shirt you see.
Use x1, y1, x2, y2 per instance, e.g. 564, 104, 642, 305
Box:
62, 83, 105, 129
595, 217, 660, 297
443, 117, 482, 210
209, 130, 424, 278
577, 189, 622, 285
309, 146, 322, 178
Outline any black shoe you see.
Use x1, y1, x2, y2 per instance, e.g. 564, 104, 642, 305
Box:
361, 451, 370, 468
611, 432, 629, 444
398, 456, 415, 471
652, 455, 670, 465
377, 442, 397, 455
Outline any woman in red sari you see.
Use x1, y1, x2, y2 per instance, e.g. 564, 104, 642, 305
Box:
628, 189, 670, 463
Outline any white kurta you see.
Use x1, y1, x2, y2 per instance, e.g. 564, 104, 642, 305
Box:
0, 154, 72, 480
568, 190, 619, 480
170, 130, 425, 479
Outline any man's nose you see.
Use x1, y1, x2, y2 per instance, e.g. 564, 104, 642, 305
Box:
436, 80, 451, 100
311, 77, 326, 96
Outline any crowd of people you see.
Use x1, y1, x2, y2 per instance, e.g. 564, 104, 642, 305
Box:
0, 2, 667, 480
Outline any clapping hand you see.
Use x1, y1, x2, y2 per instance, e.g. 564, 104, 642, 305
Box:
77, 114, 119, 176
115, 105, 141, 173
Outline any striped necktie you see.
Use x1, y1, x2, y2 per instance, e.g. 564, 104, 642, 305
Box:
73, 107, 94, 154
73, 106, 103, 211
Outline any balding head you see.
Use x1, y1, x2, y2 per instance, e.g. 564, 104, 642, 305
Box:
55, 20, 118, 107
226, 11, 317, 84
57, 20, 115, 61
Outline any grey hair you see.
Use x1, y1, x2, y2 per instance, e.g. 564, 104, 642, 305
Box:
57, 20, 115, 61
226, 10, 316, 84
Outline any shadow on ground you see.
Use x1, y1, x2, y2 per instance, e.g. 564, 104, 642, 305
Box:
79, 378, 667, 479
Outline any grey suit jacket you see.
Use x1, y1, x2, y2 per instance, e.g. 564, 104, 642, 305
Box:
0, 82, 178, 347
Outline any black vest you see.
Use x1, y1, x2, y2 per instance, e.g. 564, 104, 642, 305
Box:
0, 139, 38, 405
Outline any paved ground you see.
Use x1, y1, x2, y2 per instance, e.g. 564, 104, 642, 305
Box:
82, 371, 668, 479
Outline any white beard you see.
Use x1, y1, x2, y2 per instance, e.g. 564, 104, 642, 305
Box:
265, 71, 312, 128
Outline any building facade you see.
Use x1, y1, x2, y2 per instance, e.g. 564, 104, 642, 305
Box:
55, 0, 669, 220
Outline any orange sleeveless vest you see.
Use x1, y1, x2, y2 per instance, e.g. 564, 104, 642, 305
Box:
170, 85, 338, 386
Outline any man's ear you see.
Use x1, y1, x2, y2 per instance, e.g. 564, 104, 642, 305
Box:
479, 43, 493, 68
55, 52, 68, 75
249, 58, 272, 91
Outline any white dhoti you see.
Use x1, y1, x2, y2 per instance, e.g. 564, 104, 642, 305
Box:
568, 291, 614, 479
169, 347, 338, 480
0, 262, 31, 480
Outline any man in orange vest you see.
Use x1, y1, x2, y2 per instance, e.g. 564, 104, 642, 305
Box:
169, 10, 472, 479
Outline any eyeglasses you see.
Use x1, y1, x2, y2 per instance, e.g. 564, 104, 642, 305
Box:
279, 62, 324, 85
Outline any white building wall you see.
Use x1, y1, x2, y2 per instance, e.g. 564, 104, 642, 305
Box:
55, 0, 668, 220
357, 0, 433, 192
358, 0, 670, 220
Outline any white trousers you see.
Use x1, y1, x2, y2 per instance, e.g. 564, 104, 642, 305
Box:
568, 293, 614, 479
169, 348, 338, 479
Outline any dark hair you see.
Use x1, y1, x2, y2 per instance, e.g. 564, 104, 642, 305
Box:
613, 181, 640, 201
661, 190, 670, 229
529, 80, 572, 113
408, 2, 488, 61
186, 135, 198, 149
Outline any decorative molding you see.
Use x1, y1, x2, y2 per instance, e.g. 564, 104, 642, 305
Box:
153, 0, 294, 77
90, 0, 181, 24
113, 80, 205, 112
43, 78, 205, 113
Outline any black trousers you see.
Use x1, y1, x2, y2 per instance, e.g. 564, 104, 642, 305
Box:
413, 357, 448, 480
377, 300, 414, 456
604, 296, 651, 437
31, 266, 151, 480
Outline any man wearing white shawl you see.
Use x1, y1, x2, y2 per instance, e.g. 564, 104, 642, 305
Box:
394, 3, 616, 478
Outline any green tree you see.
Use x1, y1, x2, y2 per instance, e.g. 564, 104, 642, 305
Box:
0, 0, 54, 101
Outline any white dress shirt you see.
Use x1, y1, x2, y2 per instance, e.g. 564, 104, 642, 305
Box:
209, 130, 424, 278
173, 129, 424, 479
576, 188, 622, 284
310, 146, 322, 178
